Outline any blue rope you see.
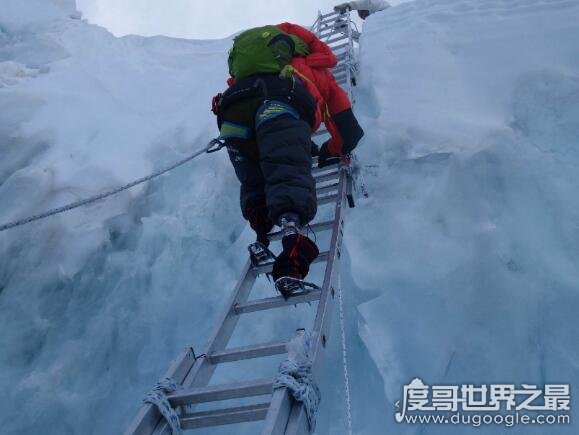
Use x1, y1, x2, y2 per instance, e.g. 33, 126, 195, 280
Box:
143, 377, 182, 435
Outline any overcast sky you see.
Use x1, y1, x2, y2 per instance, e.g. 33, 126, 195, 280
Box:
76, 0, 408, 40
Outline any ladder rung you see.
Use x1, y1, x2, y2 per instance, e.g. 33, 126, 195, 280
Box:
319, 13, 340, 24
235, 290, 322, 315
253, 250, 329, 274
268, 220, 334, 242
316, 182, 340, 196
321, 10, 340, 19
319, 25, 338, 34
319, 14, 345, 27
209, 340, 288, 364
168, 378, 273, 406
180, 402, 270, 429
313, 163, 340, 174
327, 35, 349, 45
332, 42, 350, 52
317, 19, 335, 29
315, 170, 340, 183
334, 65, 348, 74
321, 29, 343, 40
318, 194, 340, 206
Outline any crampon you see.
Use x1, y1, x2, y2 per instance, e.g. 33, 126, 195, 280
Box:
248, 241, 276, 267
274, 276, 321, 299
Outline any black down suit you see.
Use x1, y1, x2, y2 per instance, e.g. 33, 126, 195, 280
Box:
216, 75, 318, 237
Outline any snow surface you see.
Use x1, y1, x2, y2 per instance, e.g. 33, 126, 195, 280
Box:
350, 0, 579, 433
1, 0, 578, 434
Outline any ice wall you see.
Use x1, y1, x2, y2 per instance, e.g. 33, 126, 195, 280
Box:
1, 0, 579, 434
348, 0, 579, 433
0, 3, 246, 434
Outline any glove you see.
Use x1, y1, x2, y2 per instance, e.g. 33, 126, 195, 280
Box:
311, 141, 320, 157
211, 93, 223, 115
318, 142, 341, 168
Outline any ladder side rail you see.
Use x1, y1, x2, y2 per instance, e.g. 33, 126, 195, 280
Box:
181, 263, 258, 388
284, 404, 310, 435
282, 13, 357, 433
283, 172, 348, 435
261, 390, 294, 435
152, 263, 258, 435
344, 9, 355, 101
125, 262, 257, 435
261, 169, 348, 435
126, 9, 359, 435
310, 10, 323, 34
123, 348, 197, 435
262, 12, 353, 435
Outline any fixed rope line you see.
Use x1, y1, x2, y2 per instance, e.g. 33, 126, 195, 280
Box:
0, 138, 225, 233
338, 283, 353, 435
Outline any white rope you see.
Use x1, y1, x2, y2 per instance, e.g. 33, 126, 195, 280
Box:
337, 12, 356, 433
312, 11, 358, 434
274, 360, 321, 431
143, 377, 183, 435
337, 283, 354, 435
0, 139, 225, 232
274, 330, 321, 431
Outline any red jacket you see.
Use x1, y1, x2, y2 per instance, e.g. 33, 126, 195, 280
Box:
225, 23, 352, 156
276, 22, 352, 155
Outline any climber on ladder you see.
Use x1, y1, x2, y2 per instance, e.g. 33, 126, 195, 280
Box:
211, 22, 364, 299
124, 12, 361, 435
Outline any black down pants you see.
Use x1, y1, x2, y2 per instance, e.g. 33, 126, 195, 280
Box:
225, 107, 317, 227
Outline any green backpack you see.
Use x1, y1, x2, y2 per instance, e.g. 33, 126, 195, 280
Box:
228, 25, 310, 80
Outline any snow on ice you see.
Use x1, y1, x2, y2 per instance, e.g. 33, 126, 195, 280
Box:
1, 0, 578, 434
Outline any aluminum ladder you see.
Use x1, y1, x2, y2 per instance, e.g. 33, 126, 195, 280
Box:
124, 9, 359, 435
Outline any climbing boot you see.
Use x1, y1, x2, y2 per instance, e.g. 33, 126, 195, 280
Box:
275, 276, 320, 299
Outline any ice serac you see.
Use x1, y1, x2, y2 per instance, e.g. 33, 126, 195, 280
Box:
0, 0, 78, 30
349, 0, 579, 433
1, 0, 579, 434
0, 1, 242, 434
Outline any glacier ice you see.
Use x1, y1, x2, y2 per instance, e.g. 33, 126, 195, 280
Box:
1, 0, 579, 434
